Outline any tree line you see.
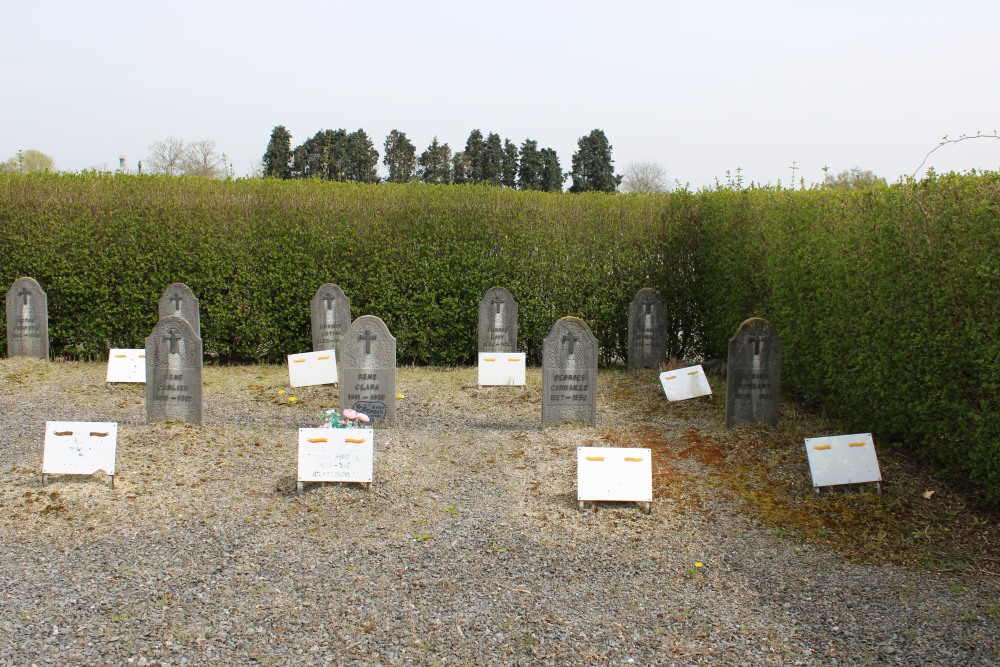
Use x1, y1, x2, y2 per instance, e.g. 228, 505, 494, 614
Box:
261, 126, 622, 193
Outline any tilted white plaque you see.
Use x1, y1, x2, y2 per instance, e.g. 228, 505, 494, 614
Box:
805, 433, 881, 489
288, 350, 338, 388
660, 365, 712, 401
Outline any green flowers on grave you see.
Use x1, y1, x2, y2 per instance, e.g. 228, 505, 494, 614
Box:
319, 408, 371, 429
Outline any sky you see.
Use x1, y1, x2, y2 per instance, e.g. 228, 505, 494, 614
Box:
3, 0, 999, 189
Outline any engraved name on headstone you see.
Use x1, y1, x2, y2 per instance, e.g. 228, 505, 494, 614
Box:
145, 315, 203, 425
725, 317, 782, 428
6, 277, 48, 359
310, 284, 351, 353
478, 287, 518, 353
158, 283, 201, 336
340, 315, 396, 426
627, 287, 667, 369
542, 317, 598, 427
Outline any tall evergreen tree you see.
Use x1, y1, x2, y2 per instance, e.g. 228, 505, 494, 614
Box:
262, 125, 292, 179
518, 139, 543, 190
540, 148, 564, 192
451, 151, 471, 185
481, 133, 503, 185
383, 129, 416, 183
501, 139, 519, 188
569, 129, 621, 193
464, 130, 485, 182
345, 129, 379, 183
417, 137, 453, 184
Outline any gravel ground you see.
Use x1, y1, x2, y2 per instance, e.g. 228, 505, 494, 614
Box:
0, 358, 997, 667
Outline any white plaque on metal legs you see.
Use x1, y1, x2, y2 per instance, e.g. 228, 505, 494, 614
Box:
43, 421, 118, 486
288, 350, 338, 388
106, 349, 146, 383
478, 352, 526, 386
297, 427, 373, 493
804, 433, 881, 489
660, 365, 711, 401
577, 446, 653, 508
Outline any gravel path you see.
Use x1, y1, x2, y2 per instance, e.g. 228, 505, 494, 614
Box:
0, 358, 997, 666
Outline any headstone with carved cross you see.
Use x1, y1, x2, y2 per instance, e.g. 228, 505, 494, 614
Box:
5, 277, 48, 359
145, 315, 203, 425
627, 287, 667, 369
157, 283, 201, 337
310, 284, 351, 354
542, 317, 598, 427
478, 286, 518, 353
340, 315, 396, 426
725, 317, 782, 428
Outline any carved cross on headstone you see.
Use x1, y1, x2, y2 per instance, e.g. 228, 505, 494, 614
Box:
491, 295, 504, 315
562, 331, 579, 356
170, 295, 183, 312
18, 288, 30, 306
643, 300, 655, 316
323, 294, 335, 311
359, 330, 376, 354
164, 328, 182, 354
749, 335, 764, 355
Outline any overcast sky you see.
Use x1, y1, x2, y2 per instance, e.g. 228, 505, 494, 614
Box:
3, 0, 998, 188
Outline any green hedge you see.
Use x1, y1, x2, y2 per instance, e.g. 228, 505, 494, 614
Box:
1, 173, 997, 504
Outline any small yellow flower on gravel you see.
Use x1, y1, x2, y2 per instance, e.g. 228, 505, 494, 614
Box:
288, 396, 297, 403
695, 562, 703, 568
396, 393, 405, 399
277, 389, 286, 395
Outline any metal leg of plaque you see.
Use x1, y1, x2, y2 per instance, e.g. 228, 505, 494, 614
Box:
42, 474, 48, 487
109, 474, 115, 490
297, 481, 305, 497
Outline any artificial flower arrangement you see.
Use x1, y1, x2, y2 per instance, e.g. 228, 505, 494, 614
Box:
318, 408, 371, 429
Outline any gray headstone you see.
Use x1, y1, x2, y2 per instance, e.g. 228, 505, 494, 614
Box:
542, 317, 598, 427
145, 315, 203, 425
5, 277, 48, 359
725, 317, 782, 428
158, 283, 200, 336
340, 315, 396, 426
627, 287, 667, 369
310, 284, 351, 353
478, 287, 518, 353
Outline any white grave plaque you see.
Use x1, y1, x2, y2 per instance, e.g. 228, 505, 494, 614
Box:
577, 446, 653, 504
660, 365, 712, 401
478, 352, 526, 386
43, 421, 118, 485
106, 349, 146, 383
288, 350, 338, 388
297, 427, 373, 490
804, 433, 881, 489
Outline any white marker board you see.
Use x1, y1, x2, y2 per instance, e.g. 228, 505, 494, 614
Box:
804, 433, 881, 488
577, 446, 653, 502
478, 352, 526, 386
288, 350, 338, 388
298, 427, 373, 484
106, 349, 146, 383
660, 365, 712, 401
43, 421, 118, 476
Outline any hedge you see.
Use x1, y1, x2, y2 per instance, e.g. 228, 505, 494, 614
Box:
1, 172, 997, 504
